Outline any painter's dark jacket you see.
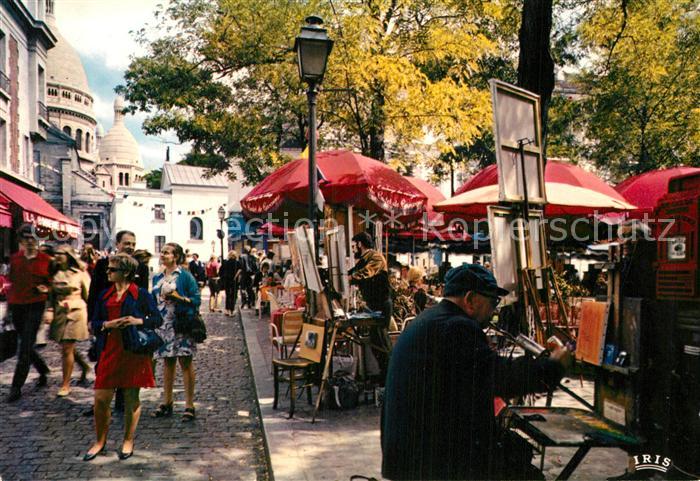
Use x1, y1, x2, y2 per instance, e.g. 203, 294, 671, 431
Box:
381, 300, 564, 480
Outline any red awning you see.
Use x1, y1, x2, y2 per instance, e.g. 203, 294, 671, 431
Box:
0, 204, 11, 228
0, 177, 80, 238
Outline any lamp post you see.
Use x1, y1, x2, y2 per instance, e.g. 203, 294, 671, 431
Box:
295, 15, 333, 263
217, 206, 226, 262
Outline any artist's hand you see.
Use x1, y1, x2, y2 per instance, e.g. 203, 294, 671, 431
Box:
36, 285, 49, 294
550, 345, 573, 370
104, 316, 143, 329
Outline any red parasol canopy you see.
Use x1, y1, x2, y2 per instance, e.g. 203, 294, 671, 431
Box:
241, 150, 427, 222
614, 167, 700, 218
404, 176, 446, 227
436, 161, 636, 218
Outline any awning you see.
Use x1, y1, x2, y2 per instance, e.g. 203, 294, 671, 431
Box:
0, 204, 11, 228
0, 177, 80, 238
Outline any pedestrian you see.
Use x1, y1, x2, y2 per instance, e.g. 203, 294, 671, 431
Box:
83, 253, 162, 461
151, 242, 201, 421
45, 245, 91, 397
238, 247, 257, 309
0, 256, 10, 276
219, 250, 240, 316
381, 264, 571, 480
348, 232, 393, 385
188, 253, 206, 288
5, 224, 51, 402
80, 243, 99, 276
87, 230, 147, 414
205, 254, 220, 312
407, 266, 429, 314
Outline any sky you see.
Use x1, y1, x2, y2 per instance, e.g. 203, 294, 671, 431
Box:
54, 0, 189, 172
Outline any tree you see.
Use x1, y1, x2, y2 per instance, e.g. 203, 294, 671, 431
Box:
143, 168, 162, 189
517, 0, 555, 153
119, 0, 502, 182
577, 0, 700, 179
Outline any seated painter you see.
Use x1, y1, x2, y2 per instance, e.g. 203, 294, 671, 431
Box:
382, 264, 572, 480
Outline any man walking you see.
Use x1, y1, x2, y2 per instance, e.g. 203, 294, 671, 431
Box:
348, 232, 393, 385
6, 224, 51, 402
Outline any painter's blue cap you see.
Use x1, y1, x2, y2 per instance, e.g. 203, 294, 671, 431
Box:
443, 264, 509, 297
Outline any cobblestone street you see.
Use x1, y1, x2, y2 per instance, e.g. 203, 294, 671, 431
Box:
0, 302, 271, 481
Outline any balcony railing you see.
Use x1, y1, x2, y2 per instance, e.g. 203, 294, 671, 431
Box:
0, 71, 9, 93
37, 101, 49, 123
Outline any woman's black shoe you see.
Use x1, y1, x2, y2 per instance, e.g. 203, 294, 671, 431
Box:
82, 444, 105, 461
117, 449, 133, 460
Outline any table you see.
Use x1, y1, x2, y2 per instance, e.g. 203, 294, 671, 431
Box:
506, 407, 642, 480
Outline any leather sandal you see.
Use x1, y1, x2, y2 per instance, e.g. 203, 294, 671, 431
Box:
151, 403, 173, 418
182, 407, 195, 422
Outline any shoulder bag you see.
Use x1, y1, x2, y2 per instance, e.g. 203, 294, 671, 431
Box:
122, 325, 164, 354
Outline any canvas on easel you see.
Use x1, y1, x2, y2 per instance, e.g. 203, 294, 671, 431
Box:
325, 226, 350, 300
576, 300, 610, 366
294, 225, 323, 293
488, 205, 519, 304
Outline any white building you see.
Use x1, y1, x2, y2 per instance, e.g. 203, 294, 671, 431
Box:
111, 163, 229, 270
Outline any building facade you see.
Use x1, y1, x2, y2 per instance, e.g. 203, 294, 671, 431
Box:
111, 163, 229, 270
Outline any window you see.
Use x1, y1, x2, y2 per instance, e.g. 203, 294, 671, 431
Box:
125, 172, 129, 186
154, 204, 165, 220
0, 120, 6, 168
75, 129, 83, 150
190, 217, 203, 240
0, 31, 6, 77
85, 132, 90, 153
37, 66, 45, 104
23, 136, 29, 178
155, 235, 166, 254
62, 90, 71, 99
33, 150, 40, 183
75, 94, 82, 102
63, 125, 71, 137
48, 87, 58, 96
119, 172, 123, 186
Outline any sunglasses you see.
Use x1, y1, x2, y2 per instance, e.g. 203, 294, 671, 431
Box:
475, 291, 501, 308
106, 267, 125, 273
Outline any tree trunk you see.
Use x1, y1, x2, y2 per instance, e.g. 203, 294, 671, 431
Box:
368, 84, 386, 161
517, 0, 555, 158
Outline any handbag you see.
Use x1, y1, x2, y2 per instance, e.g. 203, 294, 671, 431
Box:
122, 325, 164, 354
174, 311, 207, 343
0, 309, 17, 362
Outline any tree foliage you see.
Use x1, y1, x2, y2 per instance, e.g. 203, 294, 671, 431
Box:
577, 0, 700, 179
119, 0, 506, 182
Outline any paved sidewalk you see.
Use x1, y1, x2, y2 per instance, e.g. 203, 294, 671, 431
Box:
241, 308, 629, 481
0, 302, 270, 481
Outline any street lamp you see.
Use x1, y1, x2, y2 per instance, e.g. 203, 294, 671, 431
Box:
295, 15, 333, 263
217, 206, 226, 262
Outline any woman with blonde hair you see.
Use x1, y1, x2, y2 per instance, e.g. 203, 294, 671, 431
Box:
45, 245, 91, 396
84, 253, 162, 461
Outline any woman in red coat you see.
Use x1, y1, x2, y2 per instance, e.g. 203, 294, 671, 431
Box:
83, 253, 162, 461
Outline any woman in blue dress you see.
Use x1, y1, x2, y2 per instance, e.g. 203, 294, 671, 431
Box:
150, 242, 201, 421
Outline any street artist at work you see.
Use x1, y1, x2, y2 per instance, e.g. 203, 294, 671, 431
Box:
382, 264, 572, 480
348, 232, 392, 386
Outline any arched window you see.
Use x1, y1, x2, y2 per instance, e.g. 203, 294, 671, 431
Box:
125, 172, 129, 186
118, 172, 123, 186
75, 129, 83, 150
63, 126, 71, 137
190, 217, 203, 240
85, 132, 91, 153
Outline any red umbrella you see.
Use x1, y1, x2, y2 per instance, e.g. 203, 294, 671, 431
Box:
404, 176, 446, 227
435, 160, 636, 218
241, 150, 427, 222
614, 166, 700, 218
